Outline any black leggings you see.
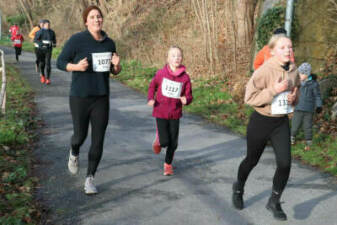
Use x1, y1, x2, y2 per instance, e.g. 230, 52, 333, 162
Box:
37, 48, 52, 79
156, 118, 180, 164
14, 46, 21, 61
34, 47, 39, 69
70, 95, 109, 176
237, 111, 291, 194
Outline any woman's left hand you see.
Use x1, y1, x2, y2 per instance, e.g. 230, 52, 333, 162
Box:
287, 87, 298, 104
111, 53, 120, 66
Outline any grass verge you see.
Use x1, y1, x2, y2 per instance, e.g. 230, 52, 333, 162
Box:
114, 60, 337, 175
0, 65, 42, 224
292, 132, 337, 174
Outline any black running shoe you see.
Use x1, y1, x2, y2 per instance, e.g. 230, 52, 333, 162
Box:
232, 182, 244, 210
266, 197, 287, 221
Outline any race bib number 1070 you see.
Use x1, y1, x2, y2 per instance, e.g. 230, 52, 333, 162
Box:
92, 52, 112, 72
161, 78, 183, 99
271, 91, 294, 115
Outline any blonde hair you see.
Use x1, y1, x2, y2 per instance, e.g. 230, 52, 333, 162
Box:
268, 34, 289, 50
167, 46, 183, 57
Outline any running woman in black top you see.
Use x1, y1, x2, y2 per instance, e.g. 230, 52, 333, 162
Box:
56, 5, 121, 195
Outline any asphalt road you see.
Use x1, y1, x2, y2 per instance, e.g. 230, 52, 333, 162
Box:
2, 46, 337, 225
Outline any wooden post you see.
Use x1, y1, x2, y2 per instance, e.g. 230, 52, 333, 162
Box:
0, 50, 6, 115
0, 8, 2, 40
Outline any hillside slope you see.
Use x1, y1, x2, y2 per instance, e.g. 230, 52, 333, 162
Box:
0, 0, 336, 77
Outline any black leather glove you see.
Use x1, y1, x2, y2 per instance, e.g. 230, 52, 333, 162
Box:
316, 107, 322, 114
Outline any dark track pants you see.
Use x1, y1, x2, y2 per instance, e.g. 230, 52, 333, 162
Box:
237, 111, 291, 195
34, 47, 39, 71
37, 48, 52, 79
70, 95, 109, 176
291, 110, 314, 141
14, 46, 21, 61
156, 118, 180, 164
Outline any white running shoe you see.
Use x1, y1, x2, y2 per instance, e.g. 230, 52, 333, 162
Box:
84, 175, 98, 195
68, 149, 79, 175
290, 136, 295, 145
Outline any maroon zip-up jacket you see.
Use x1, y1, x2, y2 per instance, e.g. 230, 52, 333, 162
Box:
148, 64, 193, 119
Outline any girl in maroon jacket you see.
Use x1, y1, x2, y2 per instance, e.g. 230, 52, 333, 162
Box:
147, 46, 193, 176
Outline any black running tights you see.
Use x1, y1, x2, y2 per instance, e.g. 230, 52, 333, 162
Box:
37, 49, 52, 79
237, 111, 291, 195
70, 95, 109, 176
156, 118, 180, 164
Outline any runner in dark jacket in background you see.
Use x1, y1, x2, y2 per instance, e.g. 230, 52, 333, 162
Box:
34, 20, 56, 85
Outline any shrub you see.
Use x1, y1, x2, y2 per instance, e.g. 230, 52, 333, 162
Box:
256, 6, 299, 50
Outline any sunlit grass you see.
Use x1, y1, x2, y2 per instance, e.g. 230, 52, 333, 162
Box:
0, 65, 41, 224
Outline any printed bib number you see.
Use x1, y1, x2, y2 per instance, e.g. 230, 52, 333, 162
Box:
92, 52, 112, 72
161, 78, 183, 99
42, 40, 51, 45
14, 40, 21, 44
271, 91, 294, 115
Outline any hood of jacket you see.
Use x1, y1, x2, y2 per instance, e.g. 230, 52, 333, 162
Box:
264, 56, 297, 73
85, 29, 108, 42
165, 64, 186, 77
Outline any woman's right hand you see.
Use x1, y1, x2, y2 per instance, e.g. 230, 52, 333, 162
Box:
147, 99, 155, 107
274, 78, 288, 94
76, 57, 89, 71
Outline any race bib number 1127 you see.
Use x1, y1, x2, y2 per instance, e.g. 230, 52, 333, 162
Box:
161, 78, 183, 99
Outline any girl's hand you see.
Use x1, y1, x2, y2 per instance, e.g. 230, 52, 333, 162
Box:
274, 78, 289, 94
76, 57, 89, 71
147, 99, 155, 107
180, 96, 187, 105
111, 53, 120, 66
287, 87, 297, 104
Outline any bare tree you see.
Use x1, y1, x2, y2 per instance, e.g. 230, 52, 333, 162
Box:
191, 0, 218, 76
17, 0, 33, 28
328, 0, 337, 23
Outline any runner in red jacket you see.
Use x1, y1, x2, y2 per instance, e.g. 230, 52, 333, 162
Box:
9, 24, 19, 39
147, 46, 193, 176
11, 31, 24, 62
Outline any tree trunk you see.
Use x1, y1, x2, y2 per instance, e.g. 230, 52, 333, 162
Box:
222, 0, 261, 76
17, 0, 33, 28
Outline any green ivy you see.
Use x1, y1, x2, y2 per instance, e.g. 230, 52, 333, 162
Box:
256, 6, 299, 50
6, 14, 27, 26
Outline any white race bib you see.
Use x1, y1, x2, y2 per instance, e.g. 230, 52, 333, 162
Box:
161, 78, 183, 99
271, 91, 294, 115
14, 40, 21, 44
42, 40, 51, 44
92, 52, 112, 72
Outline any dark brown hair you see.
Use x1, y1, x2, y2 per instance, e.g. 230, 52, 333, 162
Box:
82, 5, 103, 25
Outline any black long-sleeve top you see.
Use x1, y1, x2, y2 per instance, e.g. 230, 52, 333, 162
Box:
34, 28, 56, 49
56, 30, 116, 97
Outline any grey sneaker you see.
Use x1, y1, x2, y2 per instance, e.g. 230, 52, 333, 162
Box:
290, 136, 295, 145
84, 175, 98, 195
68, 149, 79, 175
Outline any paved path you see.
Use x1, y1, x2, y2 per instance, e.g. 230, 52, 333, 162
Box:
2, 46, 337, 225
